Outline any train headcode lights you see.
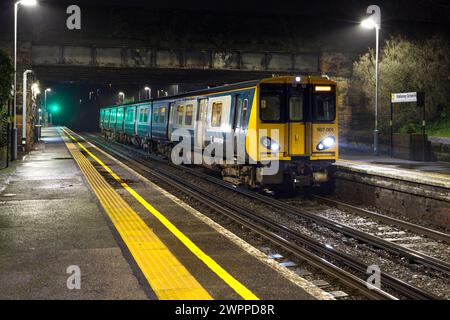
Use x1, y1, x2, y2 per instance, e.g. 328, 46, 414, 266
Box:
317, 136, 336, 151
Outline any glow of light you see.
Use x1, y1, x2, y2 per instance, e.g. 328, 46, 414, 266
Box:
361, 17, 378, 29
322, 137, 335, 148
270, 142, 280, 152
20, 0, 37, 6
295, 76, 301, 82
317, 143, 324, 150
144, 87, 150, 91
315, 86, 332, 92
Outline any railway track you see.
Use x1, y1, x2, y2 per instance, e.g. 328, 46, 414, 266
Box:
73, 130, 447, 299
311, 195, 450, 244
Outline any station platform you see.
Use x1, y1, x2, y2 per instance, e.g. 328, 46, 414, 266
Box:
0, 127, 330, 300
337, 153, 450, 189
335, 153, 450, 229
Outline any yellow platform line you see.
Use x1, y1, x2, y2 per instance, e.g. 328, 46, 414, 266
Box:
61, 128, 259, 301
62, 134, 212, 300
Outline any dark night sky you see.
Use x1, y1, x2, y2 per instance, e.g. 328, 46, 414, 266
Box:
1, 0, 450, 26
0, 0, 448, 131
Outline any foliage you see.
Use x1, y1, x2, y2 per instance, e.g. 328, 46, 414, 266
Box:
353, 36, 450, 135
0, 49, 13, 148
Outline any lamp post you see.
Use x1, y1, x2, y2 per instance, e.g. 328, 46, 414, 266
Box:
144, 87, 151, 99
361, 5, 381, 156
22, 69, 33, 149
12, 0, 37, 160
44, 88, 51, 127
118, 92, 125, 104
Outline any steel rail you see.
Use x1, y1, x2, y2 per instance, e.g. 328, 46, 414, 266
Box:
311, 195, 450, 244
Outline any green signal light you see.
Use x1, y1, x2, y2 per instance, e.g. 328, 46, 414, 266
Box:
50, 104, 60, 113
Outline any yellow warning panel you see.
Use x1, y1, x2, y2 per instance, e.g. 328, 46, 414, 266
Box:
62, 135, 212, 300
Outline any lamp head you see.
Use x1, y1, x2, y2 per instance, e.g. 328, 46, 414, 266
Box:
20, 0, 37, 6
361, 18, 378, 29
144, 87, 150, 91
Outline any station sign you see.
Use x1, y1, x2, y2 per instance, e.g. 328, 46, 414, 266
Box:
391, 92, 418, 103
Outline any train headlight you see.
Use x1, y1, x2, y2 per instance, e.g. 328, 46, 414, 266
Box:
261, 137, 280, 152
317, 136, 335, 151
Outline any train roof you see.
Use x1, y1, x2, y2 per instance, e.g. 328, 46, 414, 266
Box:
100, 75, 335, 110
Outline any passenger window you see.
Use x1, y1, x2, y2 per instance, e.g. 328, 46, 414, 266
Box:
289, 96, 304, 121
153, 108, 159, 123
185, 104, 193, 126
140, 108, 149, 123
176, 105, 184, 125
211, 102, 223, 127
160, 107, 166, 123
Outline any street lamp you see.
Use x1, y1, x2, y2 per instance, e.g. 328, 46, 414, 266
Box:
118, 92, 125, 104
144, 87, 151, 99
22, 69, 33, 148
13, 0, 37, 160
44, 88, 51, 127
361, 5, 381, 156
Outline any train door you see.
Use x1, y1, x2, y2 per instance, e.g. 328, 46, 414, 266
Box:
232, 95, 243, 155
167, 102, 175, 141
288, 86, 306, 156
196, 98, 208, 148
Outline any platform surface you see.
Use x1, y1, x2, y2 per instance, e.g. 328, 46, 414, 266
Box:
337, 153, 450, 189
0, 127, 328, 300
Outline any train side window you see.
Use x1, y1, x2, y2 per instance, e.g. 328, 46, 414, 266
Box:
126, 108, 134, 123
153, 107, 159, 123
160, 107, 167, 123
140, 107, 149, 123
185, 104, 193, 126
211, 102, 223, 127
176, 105, 184, 125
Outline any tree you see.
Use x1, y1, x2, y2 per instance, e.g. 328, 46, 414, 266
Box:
353, 36, 450, 133
0, 49, 13, 148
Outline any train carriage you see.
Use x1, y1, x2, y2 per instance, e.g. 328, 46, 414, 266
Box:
99, 76, 338, 194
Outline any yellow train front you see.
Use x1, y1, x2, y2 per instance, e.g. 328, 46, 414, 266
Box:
240, 76, 338, 193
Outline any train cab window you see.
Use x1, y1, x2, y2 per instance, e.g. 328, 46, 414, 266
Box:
313, 93, 336, 121
185, 104, 193, 126
176, 105, 184, 125
260, 96, 281, 121
289, 96, 304, 121
211, 102, 223, 127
